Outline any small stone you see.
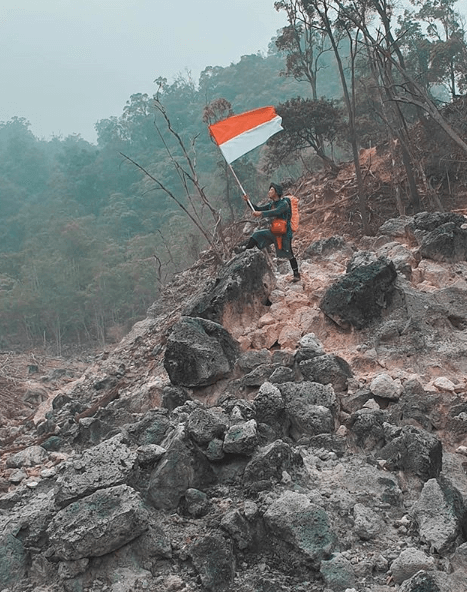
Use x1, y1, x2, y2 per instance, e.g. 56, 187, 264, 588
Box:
433, 376, 456, 392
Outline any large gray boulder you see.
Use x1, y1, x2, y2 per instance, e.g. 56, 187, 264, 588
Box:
243, 439, 295, 485
164, 316, 240, 387
55, 433, 138, 507
183, 249, 276, 337
223, 419, 258, 455
6, 445, 48, 468
320, 553, 356, 592
390, 547, 435, 584
147, 425, 216, 510
263, 491, 336, 567
280, 381, 338, 440
378, 425, 443, 481
0, 534, 27, 590
410, 211, 466, 233
220, 509, 253, 550
298, 353, 353, 392
186, 406, 229, 445
253, 382, 286, 439
399, 570, 456, 592
420, 222, 467, 262
47, 484, 149, 561
410, 477, 467, 554
348, 408, 387, 450
319, 256, 398, 329
188, 532, 235, 591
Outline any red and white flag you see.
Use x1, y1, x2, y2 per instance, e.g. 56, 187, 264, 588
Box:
208, 106, 283, 163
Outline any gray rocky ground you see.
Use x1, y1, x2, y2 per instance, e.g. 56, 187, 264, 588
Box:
1, 211, 467, 592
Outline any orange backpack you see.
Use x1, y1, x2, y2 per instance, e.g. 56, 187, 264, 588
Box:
286, 195, 300, 232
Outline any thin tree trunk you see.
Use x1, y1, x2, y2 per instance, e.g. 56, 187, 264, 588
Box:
316, 1, 370, 234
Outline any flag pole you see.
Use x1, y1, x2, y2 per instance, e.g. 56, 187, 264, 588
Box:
225, 160, 255, 212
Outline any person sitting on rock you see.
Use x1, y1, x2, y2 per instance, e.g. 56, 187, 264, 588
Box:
236, 182, 300, 282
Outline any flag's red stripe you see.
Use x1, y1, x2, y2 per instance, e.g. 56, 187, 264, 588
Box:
209, 106, 278, 146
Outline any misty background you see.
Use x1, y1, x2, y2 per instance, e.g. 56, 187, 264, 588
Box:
1, 0, 287, 142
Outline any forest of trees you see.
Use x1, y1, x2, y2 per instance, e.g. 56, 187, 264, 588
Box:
1, 0, 466, 352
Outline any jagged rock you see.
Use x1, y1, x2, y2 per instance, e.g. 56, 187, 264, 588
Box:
386, 381, 439, 431
243, 439, 295, 485
409, 476, 467, 554
164, 316, 240, 387
299, 332, 325, 353
340, 388, 373, 414
204, 438, 225, 461
188, 532, 235, 591
281, 381, 336, 440
241, 363, 277, 386
186, 406, 229, 444
6, 445, 48, 468
378, 215, 414, 240
451, 541, 467, 572
220, 509, 253, 550
320, 552, 356, 591
182, 487, 210, 517
411, 211, 466, 233
223, 419, 258, 455
161, 385, 192, 411
57, 558, 89, 579
269, 365, 295, 383
298, 354, 353, 392
379, 425, 443, 481
263, 491, 336, 567
183, 249, 276, 338
147, 425, 216, 510
236, 348, 272, 372
370, 373, 403, 401
0, 534, 27, 589
398, 570, 455, 592
281, 381, 339, 418
135, 444, 166, 467
303, 235, 353, 259
0, 489, 56, 551
253, 382, 286, 437
47, 484, 149, 561
124, 408, 171, 446
348, 409, 387, 450
55, 433, 138, 507
319, 256, 398, 329
419, 222, 467, 262
390, 547, 435, 584
353, 502, 384, 540
375, 241, 419, 278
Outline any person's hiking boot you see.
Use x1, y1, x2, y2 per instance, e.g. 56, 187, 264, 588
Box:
233, 244, 246, 254
291, 272, 301, 283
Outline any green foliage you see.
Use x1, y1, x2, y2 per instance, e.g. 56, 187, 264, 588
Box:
264, 97, 342, 173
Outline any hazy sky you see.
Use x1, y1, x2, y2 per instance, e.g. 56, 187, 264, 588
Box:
1, 0, 287, 144
2, 1, 467, 145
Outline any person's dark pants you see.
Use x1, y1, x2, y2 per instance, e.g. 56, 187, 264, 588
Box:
246, 236, 300, 278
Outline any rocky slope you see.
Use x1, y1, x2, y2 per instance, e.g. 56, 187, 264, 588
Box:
1, 206, 467, 592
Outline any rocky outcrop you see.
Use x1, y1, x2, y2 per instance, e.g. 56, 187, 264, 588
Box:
47, 484, 149, 560
319, 255, 398, 329
164, 316, 240, 387
2, 213, 467, 592
183, 249, 276, 338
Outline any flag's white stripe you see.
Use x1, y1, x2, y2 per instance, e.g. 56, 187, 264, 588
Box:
219, 115, 283, 163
